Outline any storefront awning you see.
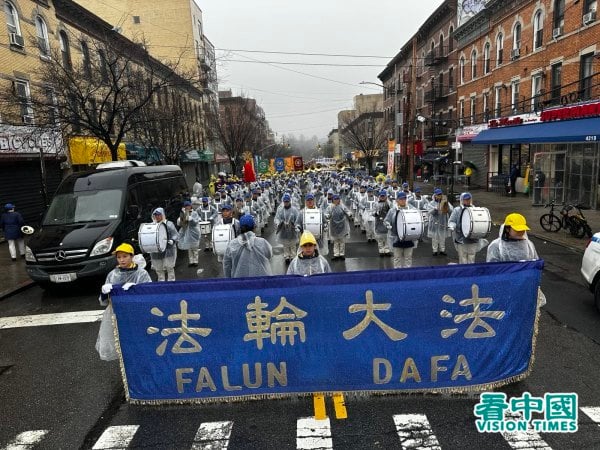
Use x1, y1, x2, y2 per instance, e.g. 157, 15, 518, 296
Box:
472, 117, 600, 144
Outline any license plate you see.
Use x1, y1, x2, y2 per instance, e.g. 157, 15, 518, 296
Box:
49, 273, 76, 283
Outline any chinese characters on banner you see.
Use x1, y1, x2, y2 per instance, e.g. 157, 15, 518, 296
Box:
111, 261, 543, 404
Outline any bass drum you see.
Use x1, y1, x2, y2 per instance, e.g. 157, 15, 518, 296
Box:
303, 209, 323, 239
395, 209, 424, 241
212, 224, 235, 256
460, 206, 491, 239
138, 222, 167, 253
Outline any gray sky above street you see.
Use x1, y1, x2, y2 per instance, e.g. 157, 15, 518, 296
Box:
198, 1, 444, 142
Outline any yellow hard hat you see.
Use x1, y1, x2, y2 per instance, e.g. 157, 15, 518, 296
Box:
299, 230, 317, 246
504, 213, 530, 231
113, 243, 135, 255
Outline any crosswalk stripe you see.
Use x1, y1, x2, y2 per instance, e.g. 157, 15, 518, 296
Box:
297, 417, 333, 449
393, 414, 441, 449
92, 425, 140, 449
501, 413, 552, 449
0, 310, 103, 329
581, 406, 600, 425
191, 421, 234, 450
2, 430, 48, 450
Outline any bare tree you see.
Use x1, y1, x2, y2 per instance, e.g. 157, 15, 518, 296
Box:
339, 111, 386, 174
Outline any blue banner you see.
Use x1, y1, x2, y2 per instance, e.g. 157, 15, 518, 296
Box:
274, 157, 285, 172
111, 261, 543, 403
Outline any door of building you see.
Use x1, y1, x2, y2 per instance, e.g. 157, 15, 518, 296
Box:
566, 145, 598, 209
532, 152, 566, 206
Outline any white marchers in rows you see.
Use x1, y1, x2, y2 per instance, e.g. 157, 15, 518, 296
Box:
2, 408, 600, 449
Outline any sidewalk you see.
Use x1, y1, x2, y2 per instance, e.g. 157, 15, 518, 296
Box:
1, 188, 598, 300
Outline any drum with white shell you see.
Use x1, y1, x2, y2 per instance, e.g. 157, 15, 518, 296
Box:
138, 222, 167, 253
395, 209, 424, 241
460, 206, 491, 239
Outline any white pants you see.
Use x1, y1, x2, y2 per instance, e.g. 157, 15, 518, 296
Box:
365, 221, 375, 240
201, 234, 212, 250
8, 238, 25, 259
332, 238, 346, 257
376, 235, 389, 254
457, 243, 478, 264
188, 247, 199, 264
393, 247, 413, 268
282, 241, 297, 260
152, 258, 176, 281
431, 236, 446, 252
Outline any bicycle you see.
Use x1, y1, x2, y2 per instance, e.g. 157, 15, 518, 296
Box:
539, 201, 593, 238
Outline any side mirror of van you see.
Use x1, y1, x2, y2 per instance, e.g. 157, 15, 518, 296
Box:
127, 205, 140, 219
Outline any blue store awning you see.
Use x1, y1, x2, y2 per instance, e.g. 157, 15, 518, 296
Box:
472, 117, 600, 144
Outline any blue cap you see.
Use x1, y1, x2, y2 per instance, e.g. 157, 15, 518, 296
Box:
332, 194, 340, 200
239, 214, 255, 228
433, 188, 443, 195
367, 187, 374, 192
282, 194, 291, 202
221, 203, 233, 210
183, 200, 192, 206
402, 182, 409, 188
396, 191, 407, 200
414, 187, 421, 193
202, 197, 209, 202
235, 197, 243, 202
462, 192, 472, 200
379, 190, 388, 197
306, 193, 315, 200
4, 203, 14, 210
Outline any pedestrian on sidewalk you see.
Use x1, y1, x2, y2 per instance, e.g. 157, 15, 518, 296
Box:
0, 203, 25, 261
509, 164, 519, 197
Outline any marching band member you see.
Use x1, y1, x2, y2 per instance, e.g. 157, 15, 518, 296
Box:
196, 197, 218, 252
275, 193, 302, 264
214, 203, 241, 236
301, 193, 328, 256
373, 190, 393, 256
233, 197, 245, 219
149, 208, 179, 281
287, 230, 331, 276
384, 191, 417, 268
223, 214, 273, 278
427, 188, 453, 256
486, 213, 538, 262
325, 194, 353, 260
360, 187, 377, 241
177, 200, 201, 267
448, 192, 485, 264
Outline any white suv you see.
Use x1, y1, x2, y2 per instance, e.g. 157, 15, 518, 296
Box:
581, 232, 600, 311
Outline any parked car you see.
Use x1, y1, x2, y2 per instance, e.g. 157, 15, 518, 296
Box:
25, 161, 188, 288
580, 232, 600, 311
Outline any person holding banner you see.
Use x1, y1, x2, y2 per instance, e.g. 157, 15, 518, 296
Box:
223, 214, 273, 278
325, 194, 352, 260
385, 191, 418, 268
177, 200, 201, 267
287, 230, 331, 276
448, 192, 486, 264
274, 193, 302, 264
427, 188, 453, 256
149, 208, 179, 281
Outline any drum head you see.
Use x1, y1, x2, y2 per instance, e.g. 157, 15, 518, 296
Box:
138, 222, 168, 253
460, 208, 474, 237
395, 209, 424, 241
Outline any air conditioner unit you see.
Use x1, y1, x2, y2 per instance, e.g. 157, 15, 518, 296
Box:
22, 115, 34, 124
511, 48, 520, 59
9, 33, 24, 48
552, 27, 562, 39
583, 11, 596, 25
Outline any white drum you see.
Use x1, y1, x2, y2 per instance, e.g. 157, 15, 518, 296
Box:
395, 209, 424, 241
303, 210, 323, 239
199, 221, 212, 235
212, 224, 235, 256
138, 222, 167, 253
461, 207, 491, 239
420, 210, 429, 226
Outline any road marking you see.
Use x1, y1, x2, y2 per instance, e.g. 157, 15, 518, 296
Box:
332, 393, 347, 419
297, 417, 333, 450
581, 406, 600, 425
2, 430, 48, 449
92, 425, 139, 449
501, 413, 552, 449
393, 414, 441, 449
313, 393, 327, 420
0, 310, 104, 329
191, 421, 233, 449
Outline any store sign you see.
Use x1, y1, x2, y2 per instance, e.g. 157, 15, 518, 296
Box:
0, 126, 62, 154
541, 100, 600, 122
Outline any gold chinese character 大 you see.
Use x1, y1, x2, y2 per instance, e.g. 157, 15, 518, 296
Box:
243, 296, 308, 350
440, 284, 506, 339
343, 290, 407, 341
146, 300, 212, 356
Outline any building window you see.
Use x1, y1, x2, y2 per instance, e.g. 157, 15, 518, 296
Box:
35, 16, 50, 57
4, 1, 21, 36
580, 53, 594, 100
512, 23, 521, 58
459, 99, 465, 125
98, 49, 109, 83
448, 67, 454, 90
471, 50, 478, 79
133, 15, 141, 24
494, 86, 502, 118
531, 74, 543, 111
14, 80, 33, 123
483, 43, 491, 74
550, 62, 562, 105
533, 11, 544, 50
439, 33, 444, 56
45, 88, 57, 124
459, 56, 465, 84
511, 81, 520, 113
448, 26, 454, 52
483, 92, 490, 121
470, 96, 476, 124
59, 31, 72, 69
81, 41, 92, 78
496, 33, 503, 66
553, 0, 565, 32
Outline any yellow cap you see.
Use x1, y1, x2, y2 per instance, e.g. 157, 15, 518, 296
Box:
504, 213, 530, 231
113, 243, 135, 255
299, 230, 317, 246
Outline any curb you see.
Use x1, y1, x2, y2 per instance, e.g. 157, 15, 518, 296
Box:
0, 279, 35, 301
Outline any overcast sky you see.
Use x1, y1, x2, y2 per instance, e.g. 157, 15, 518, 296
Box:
198, 1, 444, 142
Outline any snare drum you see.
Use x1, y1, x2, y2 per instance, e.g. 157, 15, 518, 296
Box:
199, 221, 212, 235
138, 222, 168, 253
212, 224, 235, 256
460, 206, 491, 239
395, 209, 424, 241
303, 209, 323, 239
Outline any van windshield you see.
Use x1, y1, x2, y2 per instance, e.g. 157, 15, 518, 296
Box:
43, 189, 123, 225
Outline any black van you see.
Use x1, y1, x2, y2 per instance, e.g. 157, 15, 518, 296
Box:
25, 163, 188, 286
